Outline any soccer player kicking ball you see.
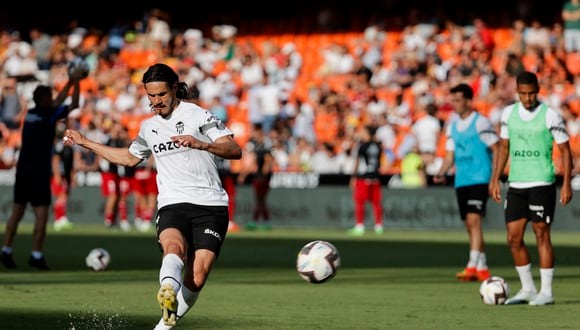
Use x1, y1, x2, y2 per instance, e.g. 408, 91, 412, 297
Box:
63, 63, 242, 327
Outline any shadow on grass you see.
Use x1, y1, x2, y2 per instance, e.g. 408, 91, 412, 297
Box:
0, 309, 271, 330
0, 309, 152, 330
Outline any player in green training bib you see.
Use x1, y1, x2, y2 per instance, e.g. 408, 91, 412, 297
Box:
489, 71, 573, 306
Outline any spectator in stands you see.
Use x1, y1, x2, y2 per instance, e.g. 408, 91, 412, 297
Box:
310, 142, 340, 173
399, 134, 426, 188
561, 101, 580, 137
490, 71, 573, 306
387, 90, 412, 127
258, 76, 283, 134
471, 18, 495, 52
524, 19, 551, 52
348, 124, 383, 235
0, 68, 84, 270
411, 99, 441, 175
0, 77, 26, 129
29, 28, 53, 73
74, 119, 103, 175
292, 99, 316, 144
434, 83, 498, 282
374, 112, 396, 172
562, 0, 580, 53
287, 136, 313, 172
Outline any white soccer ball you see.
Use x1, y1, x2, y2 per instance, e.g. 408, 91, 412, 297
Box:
85, 248, 111, 271
479, 276, 510, 305
296, 240, 340, 284
68, 56, 89, 79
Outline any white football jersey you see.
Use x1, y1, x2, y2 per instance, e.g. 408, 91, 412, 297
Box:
129, 101, 233, 208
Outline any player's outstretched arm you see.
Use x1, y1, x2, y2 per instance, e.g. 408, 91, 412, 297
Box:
63, 129, 142, 167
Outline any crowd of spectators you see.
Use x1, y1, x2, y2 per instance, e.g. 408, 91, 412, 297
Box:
1, 7, 580, 180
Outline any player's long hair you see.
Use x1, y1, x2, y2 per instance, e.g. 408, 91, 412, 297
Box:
142, 63, 189, 99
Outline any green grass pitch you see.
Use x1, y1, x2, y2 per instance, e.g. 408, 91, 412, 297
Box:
1, 224, 580, 329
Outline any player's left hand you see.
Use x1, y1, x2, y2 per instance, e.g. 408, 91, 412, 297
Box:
560, 184, 573, 205
171, 135, 209, 150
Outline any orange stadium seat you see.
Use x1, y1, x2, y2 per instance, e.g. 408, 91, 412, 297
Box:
566, 52, 580, 75
568, 98, 580, 115
492, 28, 514, 50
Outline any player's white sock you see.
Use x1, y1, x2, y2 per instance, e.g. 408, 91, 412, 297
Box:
176, 285, 200, 318
467, 250, 480, 268
476, 252, 488, 270
31, 251, 43, 259
159, 253, 184, 292
515, 263, 536, 292
539, 268, 554, 297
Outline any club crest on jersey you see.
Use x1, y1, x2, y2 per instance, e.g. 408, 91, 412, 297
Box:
176, 121, 184, 134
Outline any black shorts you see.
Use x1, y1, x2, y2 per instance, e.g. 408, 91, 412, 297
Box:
504, 184, 556, 224
155, 203, 229, 258
13, 172, 51, 206
455, 184, 489, 220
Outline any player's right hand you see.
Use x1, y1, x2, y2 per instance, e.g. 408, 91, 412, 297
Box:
63, 129, 84, 146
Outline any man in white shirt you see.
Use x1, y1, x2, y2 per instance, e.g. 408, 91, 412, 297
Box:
63, 63, 242, 329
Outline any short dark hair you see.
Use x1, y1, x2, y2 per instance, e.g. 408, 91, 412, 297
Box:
365, 124, 378, 137
253, 123, 263, 131
516, 71, 539, 88
449, 83, 473, 100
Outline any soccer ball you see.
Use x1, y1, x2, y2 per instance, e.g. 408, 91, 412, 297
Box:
296, 240, 340, 284
479, 276, 509, 305
85, 248, 111, 271
67, 56, 89, 79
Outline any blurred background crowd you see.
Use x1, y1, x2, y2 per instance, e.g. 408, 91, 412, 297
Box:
1, 2, 580, 182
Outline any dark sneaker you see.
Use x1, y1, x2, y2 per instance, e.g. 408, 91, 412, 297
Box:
0, 251, 16, 269
28, 256, 50, 270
